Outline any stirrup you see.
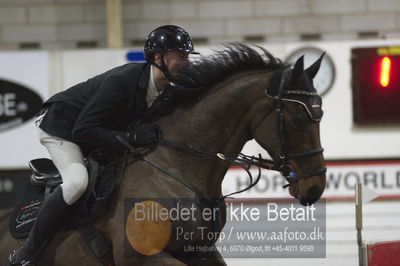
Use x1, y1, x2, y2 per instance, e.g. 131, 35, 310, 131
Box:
7, 250, 35, 266
9, 262, 34, 266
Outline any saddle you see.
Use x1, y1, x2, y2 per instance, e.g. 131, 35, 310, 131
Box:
9, 151, 122, 266
9, 158, 61, 239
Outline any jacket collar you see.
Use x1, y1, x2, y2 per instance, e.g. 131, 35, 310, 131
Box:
138, 63, 151, 90
135, 63, 151, 118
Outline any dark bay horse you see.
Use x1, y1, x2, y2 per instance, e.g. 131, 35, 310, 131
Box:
0, 43, 326, 265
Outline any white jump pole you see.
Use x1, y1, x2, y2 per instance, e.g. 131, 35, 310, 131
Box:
355, 182, 379, 266
355, 182, 364, 266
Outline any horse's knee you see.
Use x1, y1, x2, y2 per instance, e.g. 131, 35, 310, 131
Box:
61, 163, 89, 205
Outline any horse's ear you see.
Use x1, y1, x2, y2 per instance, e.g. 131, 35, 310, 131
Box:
290, 55, 304, 84
306, 52, 325, 79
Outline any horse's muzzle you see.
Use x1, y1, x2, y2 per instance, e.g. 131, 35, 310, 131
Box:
298, 185, 324, 206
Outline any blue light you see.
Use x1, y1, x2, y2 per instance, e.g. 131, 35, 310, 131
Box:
126, 51, 145, 62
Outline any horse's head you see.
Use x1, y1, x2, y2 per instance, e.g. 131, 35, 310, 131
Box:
163, 43, 325, 204
250, 54, 326, 205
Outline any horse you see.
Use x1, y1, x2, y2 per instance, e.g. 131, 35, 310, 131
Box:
0, 43, 326, 265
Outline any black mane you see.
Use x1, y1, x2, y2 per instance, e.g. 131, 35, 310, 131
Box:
175, 42, 285, 88
146, 43, 286, 121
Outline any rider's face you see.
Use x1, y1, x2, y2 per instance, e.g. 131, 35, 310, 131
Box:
159, 51, 190, 77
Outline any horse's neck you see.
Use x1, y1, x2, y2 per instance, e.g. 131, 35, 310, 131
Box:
157, 72, 268, 197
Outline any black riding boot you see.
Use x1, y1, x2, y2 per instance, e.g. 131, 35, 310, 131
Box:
7, 186, 71, 266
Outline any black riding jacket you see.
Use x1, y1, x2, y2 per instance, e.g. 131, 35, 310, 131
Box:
39, 62, 151, 152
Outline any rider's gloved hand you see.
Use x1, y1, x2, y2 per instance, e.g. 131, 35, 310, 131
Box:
127, 123, 159, 147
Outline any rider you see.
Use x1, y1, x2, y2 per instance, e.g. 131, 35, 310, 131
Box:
7, 25, 199, 266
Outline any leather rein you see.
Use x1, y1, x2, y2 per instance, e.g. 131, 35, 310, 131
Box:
117, 67, 326, 201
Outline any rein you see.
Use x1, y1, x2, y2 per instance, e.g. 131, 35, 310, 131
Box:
116, 67, 326, 201
117, 135, 265, 203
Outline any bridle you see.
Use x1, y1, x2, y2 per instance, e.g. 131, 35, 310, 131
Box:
117, 67, 326, 200
252, 67, 327, 188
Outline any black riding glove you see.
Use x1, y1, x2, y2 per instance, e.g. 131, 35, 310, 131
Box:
127, 123, 159, 147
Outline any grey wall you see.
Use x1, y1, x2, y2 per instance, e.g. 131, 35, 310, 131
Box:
0, 0, 400, 49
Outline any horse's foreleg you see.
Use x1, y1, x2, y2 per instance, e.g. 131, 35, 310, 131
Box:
38, 230, 101, 266
0, 226, 99, 266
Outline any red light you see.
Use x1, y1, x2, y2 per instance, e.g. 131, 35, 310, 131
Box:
380, 56, 391, 87
352, 47, 400, 124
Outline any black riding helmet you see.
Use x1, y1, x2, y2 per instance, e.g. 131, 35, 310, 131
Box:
144, 25, 199, 80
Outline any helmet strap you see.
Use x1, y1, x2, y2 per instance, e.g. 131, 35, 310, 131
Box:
152, 53, 173, 82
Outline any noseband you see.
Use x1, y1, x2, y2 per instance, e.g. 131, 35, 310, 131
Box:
253, 67, 327, 188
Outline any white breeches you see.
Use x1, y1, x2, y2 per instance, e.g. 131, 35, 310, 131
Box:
38, 128, 89, 205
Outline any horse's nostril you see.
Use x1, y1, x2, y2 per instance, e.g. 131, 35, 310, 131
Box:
300, 197, 318, 206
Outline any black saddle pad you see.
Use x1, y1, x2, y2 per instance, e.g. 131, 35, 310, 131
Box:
9, 156, 121, 239
9, 185, 45, 239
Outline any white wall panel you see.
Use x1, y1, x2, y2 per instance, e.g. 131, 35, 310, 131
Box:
0, 51, 50, 168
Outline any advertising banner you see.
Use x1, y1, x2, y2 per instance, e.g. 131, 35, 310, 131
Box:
222, 160, 400, 199
0, 51, 49, 168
